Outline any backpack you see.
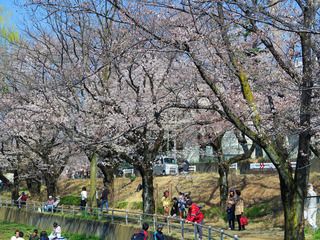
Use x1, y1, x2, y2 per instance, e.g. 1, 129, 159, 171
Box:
130, 232, 145, 240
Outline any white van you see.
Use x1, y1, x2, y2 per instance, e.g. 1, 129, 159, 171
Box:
153, 156, 179, 175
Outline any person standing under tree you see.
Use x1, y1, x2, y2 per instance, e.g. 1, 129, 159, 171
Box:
226, 190, 236, 230
235, 190, 245, 231
161, 190, 171, 216
304, 183, 318, 230
100, 187, 109, 212
80, 187, 87, 211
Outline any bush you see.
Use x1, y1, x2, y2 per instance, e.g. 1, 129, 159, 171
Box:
65, 234, 99, 240
130, 201, 143, 210
312, 229, 320, 240
116, 201, 128, 209
60, 195, 80, 206
156, 205, 164, 215
304, 226, 320, 240
129, 175, 136, 182
202, 206, 226, 221
245, 202, 273, 219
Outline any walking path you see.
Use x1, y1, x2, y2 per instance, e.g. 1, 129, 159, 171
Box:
0, 198, 239, 240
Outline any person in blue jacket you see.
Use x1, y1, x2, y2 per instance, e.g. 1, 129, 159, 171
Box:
153, 224, 165, 240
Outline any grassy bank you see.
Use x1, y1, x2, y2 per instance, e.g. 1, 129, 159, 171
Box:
0, 221, 99, 240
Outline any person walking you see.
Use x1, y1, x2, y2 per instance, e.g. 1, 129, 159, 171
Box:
80, 187, 87, 211
100, 187, 109, 212
235, 190, 245, 231
226, 190, 236, 230
185, 199, 204, 240
304, 183, 318, 230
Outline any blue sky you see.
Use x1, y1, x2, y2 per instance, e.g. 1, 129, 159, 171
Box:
0, 0, 27, 31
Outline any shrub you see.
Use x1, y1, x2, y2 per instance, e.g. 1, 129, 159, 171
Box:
130, 201, 143, 210
202, 206, 226, 221
313, 229, 320, 240
116, 201, 128, 209
245, 202, 273, 219
129, 175, 136, 182
60, 195, 80, 206
156, 205, 164, 215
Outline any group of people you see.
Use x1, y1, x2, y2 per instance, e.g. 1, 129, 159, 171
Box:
161, 190, 204, 239
226, 189, 245, 231
11, 223, 63, 240
161, 190, 191, 218
79, 186, 109, 212
131, 222, 165, 240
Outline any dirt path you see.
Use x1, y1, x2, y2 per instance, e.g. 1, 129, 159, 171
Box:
230, 228, 283, 240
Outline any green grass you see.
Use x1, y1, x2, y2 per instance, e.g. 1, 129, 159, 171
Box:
130, 201, 143, 210
60, 195, 80, 206
305, 226, 320, 240
116, 201, 129, 209
0, 221, 34, 240
0, 221, 99, 240
202, 206, 226, 221
313, 229, 320, 240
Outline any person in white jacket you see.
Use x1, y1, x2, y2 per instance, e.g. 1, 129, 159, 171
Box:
304, 183, 318, 230
48, 222, 61, 240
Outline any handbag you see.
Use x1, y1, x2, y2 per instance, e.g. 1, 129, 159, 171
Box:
240, 215, 249, 226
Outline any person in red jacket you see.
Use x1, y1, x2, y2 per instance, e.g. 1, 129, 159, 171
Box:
185, 199, 204, 240
17, 192, 28, 209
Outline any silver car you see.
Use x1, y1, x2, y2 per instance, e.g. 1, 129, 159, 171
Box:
153, 156, 179, 175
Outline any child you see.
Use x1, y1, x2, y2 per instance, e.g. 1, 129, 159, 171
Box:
178, 192, 186, 218
170, 197, 179, 217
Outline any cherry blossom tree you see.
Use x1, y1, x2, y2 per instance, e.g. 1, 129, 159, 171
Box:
102, 1, 320, 238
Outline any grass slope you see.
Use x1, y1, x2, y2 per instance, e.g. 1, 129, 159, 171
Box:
0, 221, 99, 240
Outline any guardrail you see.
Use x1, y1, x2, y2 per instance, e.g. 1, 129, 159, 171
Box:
0, 198, 239, 240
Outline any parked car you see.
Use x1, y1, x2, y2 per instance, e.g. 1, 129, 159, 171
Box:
153, 156, 179, 175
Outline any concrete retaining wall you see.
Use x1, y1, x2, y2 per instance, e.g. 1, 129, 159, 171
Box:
0, 207, 177, 240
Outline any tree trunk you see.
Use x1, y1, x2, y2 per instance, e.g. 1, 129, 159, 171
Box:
88, 153, 97, 209
98, 164, 115, 207
210, 134, 228, 209
44, 175, 58, 198
139, 167, 155, 214
280, 177, 305, 240
11, 170, 19, 201
26, 178, 41, 197
218, 164, 229, 209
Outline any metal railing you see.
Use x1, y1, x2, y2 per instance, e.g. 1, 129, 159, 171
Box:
0, 198, 239, 240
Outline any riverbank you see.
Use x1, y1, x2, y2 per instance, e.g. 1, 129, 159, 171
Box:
0, 221, 99, 240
